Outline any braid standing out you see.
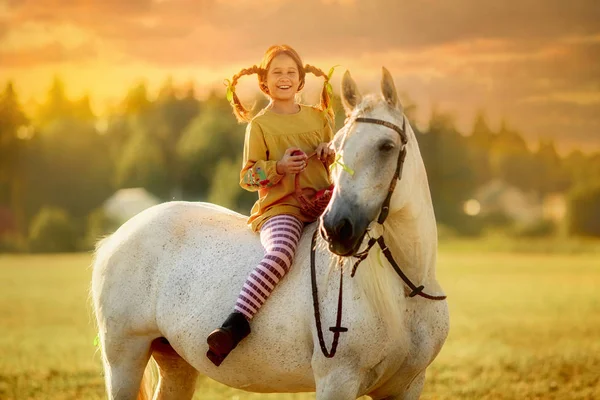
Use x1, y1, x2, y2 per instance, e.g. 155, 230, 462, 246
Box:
304, 64, 334, 122
228, 65, 264, 123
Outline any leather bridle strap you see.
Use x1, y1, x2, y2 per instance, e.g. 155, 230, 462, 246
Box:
376, 236, 447, 300
311, 116, 445, 359
354, 117, 407, 224
350, 116, 446, 301
354, 117, 408, 143
311, 229, 348, 358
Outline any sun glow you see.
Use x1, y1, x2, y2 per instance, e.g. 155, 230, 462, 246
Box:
464, 199, 481, 216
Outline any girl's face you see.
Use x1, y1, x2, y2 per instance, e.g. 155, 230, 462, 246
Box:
265, 54, 301, 102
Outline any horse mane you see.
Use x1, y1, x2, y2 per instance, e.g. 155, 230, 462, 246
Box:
354, 94, 379, 113
319, 228, 406, 337
327, 96, 424, 337
350, 233, 406, 336
352, 94, 402, 118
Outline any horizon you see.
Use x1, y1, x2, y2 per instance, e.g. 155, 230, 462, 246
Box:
3, 74, 597, 157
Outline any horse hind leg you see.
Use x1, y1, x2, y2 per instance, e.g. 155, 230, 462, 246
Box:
99, 333, 153, 400
149, 338, 199, 400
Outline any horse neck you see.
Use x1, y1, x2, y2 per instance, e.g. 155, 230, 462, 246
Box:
351, 178, 438, 336
381, 178, 438, 284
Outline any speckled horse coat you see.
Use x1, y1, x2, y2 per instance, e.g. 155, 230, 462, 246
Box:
91, 68, 449, 400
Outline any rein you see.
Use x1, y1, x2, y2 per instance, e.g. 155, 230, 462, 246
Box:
350, 235, 447, 301
311, 115, 446, 358
294, 152, 333, 220
310, 229, 347, 358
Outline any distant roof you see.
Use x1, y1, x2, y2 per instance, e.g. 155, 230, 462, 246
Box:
476, 180, 516, 205
474, 179, 542, 223
103, 188, 161, 223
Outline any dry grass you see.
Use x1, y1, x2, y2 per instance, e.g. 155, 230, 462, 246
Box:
1, 242, 599, 399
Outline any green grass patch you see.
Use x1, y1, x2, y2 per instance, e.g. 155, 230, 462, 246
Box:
439, 235, 600, 255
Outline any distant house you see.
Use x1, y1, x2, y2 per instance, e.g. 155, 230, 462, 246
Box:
473, 180, 543, 225
103, 188, 162, 225
542, 193, 567, 222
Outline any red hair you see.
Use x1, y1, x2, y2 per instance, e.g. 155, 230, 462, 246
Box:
227, 44, 333, 123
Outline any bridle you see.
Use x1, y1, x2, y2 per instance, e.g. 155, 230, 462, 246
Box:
311, 114, 446, 358
354, 117, 408, 225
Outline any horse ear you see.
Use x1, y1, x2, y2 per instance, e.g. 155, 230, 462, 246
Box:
341, 70, 362, 116
381, 67, 401, 110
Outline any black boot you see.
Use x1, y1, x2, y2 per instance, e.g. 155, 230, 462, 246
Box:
206, 312, 251, 366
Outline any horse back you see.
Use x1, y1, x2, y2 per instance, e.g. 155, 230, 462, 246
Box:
91, 202, 256, 332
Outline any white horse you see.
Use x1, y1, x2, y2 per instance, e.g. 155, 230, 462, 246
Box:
91, 68, 449, 400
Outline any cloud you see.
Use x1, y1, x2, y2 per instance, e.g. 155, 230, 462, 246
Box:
4, 0, 600, 65
0, 42, 97, 67
1, 0, 599, 150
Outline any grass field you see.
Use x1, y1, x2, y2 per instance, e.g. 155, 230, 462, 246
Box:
1, 241, 599, 399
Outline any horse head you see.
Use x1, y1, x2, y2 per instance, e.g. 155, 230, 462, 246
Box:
321, 67, 427, 256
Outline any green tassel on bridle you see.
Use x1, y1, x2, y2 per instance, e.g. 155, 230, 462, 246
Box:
330, 153, 355, 176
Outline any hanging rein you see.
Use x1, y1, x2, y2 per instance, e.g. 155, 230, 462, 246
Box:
302, 116, 447, 358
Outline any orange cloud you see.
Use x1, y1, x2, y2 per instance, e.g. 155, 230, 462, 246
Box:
0, 42, 96, 67
1, 0, 599, 151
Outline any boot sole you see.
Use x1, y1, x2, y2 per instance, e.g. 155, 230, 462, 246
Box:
206, 349, 226, 366
207, 329, 235, 355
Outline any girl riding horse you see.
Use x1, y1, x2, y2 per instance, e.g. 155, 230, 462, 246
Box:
206, 44, 336, 366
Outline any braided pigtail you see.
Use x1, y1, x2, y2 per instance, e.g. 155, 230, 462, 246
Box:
225, 65, 264, 123
304, 64, 335, 122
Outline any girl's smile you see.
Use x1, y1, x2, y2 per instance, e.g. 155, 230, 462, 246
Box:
266, 54, 300, 102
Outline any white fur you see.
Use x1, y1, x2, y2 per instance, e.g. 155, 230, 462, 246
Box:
91, 70, 449, 400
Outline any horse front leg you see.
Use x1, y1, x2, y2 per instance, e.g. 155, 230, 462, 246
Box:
376, 370, 426, 400
314, 367, 365, 400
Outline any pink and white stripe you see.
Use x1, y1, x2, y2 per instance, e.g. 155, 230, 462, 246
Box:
235, 215, 304, 320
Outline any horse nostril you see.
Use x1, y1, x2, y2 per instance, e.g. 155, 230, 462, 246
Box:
336, 218, 353, 240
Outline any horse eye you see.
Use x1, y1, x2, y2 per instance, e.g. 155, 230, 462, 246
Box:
379, 142, 395, 152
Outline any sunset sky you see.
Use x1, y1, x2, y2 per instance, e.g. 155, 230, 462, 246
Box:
1, 0, 599, 153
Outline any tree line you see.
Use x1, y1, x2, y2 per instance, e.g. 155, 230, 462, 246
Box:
0, 77, 599, 252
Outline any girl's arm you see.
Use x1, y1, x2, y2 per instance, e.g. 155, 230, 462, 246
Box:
239, 122, 285, 192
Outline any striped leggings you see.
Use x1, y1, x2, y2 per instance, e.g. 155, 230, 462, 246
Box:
235, 214, 303, 320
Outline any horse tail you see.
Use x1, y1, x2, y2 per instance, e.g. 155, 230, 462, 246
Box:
137, 356, 158, 400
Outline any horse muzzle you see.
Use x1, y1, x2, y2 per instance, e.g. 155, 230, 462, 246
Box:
320, 205, 370, 257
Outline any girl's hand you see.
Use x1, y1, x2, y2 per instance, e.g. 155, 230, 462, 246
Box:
277, 148, 308, 174
315, 142, 335, 161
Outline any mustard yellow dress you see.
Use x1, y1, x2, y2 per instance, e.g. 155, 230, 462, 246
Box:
239, 105, 334, 232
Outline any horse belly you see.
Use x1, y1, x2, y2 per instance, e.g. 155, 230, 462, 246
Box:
151, 203, 317, 392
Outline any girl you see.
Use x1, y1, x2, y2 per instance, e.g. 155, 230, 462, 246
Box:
206, 44, 336, 366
